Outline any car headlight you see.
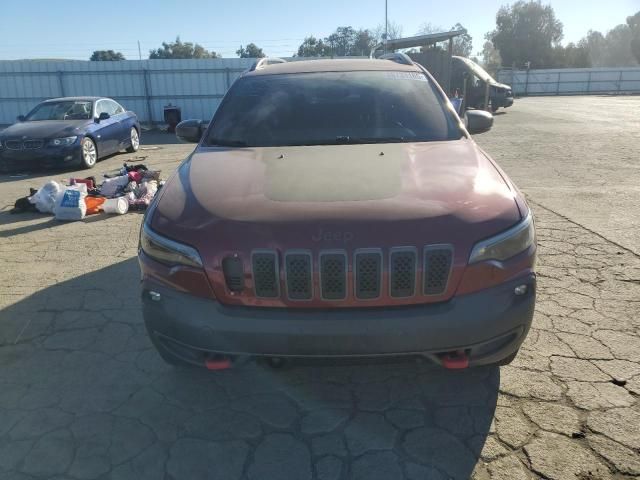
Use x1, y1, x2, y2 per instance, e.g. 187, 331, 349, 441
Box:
50, 136, 78, 146
139, 222, 203, 268
469, 212, 535, 264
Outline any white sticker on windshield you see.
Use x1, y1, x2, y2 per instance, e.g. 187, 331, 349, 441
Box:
385, 71, 428, 82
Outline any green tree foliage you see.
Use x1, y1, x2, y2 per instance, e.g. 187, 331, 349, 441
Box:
149, 37, 218, 59
90, 50, 125, 61
296, 36, 330, 57
488, 1, 563, 68
628, 12, 640, 63
236, 43, 265, 58
578, 30, 606, 66
451, 23, 473, 57
551, 43, 591, 68
480, 40, 502, 74
578, 20, 639, 67
295, 27, 377, 57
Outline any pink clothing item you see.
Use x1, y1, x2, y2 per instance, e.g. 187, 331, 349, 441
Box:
128, 171, 143, 183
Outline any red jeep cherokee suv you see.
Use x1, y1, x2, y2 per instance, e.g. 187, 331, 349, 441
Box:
138, 56, 536, 369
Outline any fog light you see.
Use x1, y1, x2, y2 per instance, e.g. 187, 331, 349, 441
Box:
64, 155, 73, 161
149, 291, 162, 302
514, 284, 528, 296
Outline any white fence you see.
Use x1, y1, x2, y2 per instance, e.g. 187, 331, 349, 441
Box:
497, 67, 640, 96
0, 58, 256, 125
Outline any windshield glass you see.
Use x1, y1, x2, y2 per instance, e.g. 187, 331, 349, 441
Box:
25, 101, 92, 121
460, 58, 496, 83
206, 71, 461, 147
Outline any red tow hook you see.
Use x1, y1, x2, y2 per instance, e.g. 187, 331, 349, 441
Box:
205, 357, 232, 371
439, 350, 470, 370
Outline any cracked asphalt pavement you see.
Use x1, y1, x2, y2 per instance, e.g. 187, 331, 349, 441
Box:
0, 96, 639, 479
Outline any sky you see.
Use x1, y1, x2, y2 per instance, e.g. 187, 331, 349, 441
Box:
0, 0, 638, 60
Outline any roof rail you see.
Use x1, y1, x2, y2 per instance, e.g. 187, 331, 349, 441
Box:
379, 53, 414, 66
249, 57, 287, 71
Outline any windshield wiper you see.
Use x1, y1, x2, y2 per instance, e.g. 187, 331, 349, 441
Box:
335, 136, 407, 144
208, 138, 250, 147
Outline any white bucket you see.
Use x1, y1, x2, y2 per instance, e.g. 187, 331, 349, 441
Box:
102, 197, 129, 215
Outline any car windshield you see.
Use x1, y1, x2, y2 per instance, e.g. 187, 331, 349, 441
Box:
460, 57, 496, 83
25, 101, 92, 121
205, 71, 462, 147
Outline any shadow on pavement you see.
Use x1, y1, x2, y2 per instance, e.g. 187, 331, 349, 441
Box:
140, 130, 184, 146
0, 257, 499, 479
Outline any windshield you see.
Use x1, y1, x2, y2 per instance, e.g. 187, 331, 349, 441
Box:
25, 101, 92, 121
459, 57, 496, 83
205, 71, 461, 147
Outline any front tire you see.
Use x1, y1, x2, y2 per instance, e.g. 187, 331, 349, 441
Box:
126, 127, 139, 153
80, 137, 97, 169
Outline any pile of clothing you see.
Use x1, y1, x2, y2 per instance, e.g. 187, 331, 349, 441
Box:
11, 163, 164, 221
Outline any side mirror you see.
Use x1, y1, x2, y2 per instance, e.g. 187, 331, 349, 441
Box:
176, 119, 204, 143
95, 112, 110, 123
465, 110, 493, 135
17, 115, 25, 122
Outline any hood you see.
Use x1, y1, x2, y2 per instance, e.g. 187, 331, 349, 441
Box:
151, 139, 522, 306
0, 120, 90, 139
153, 139, 520, 246
490, 80, 512, 91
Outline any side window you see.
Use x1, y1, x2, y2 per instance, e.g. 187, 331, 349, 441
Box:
114, 102, 125, 114
95, 100, 108, 117
108, 100, 125, 115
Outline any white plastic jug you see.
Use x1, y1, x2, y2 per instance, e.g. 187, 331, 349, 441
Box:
102, 197, 129, 215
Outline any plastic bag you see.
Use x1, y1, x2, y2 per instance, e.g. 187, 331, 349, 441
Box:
99, 175, 129, 197
29, 181, 61, 213
53, 184, 87, 221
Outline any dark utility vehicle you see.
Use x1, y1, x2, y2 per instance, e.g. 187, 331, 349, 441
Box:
451, 56, 514, 112
139, 55, 536, 370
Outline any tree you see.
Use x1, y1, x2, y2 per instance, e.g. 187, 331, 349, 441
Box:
296, 36, 330, 57
236, 43, 265, 58
372, 21, 404, 43
90, 50, 125, 61
325, 26, 357, 56
488, 1, 563, 68
149, 36, 218, 59
352, 29, 377, 56
578, 30, 607, 66
602, 24, 637, 66
627, 11, 640, 63
552, 43, 590, 68
451, 23, 473, 57
480, 40, 502, 74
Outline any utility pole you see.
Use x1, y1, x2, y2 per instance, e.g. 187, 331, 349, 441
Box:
384, 0, 388, 53
137, 41, 142, 61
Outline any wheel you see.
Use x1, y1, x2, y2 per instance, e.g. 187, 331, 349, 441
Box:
80, 137, 98, 169
491, 104, 499, 113
126, 127, 139, 153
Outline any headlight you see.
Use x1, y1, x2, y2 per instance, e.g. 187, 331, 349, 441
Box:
50, 136, 78, 146
139, 222, 202, 268
469, 212, 535, 264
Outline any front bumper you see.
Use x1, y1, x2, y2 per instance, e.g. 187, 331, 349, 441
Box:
142, 274, 536, 367
0, 144, 82, 171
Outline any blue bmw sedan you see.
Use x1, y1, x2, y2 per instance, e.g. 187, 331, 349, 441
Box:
0, 97, 140, 170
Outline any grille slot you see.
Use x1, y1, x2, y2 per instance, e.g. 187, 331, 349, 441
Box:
285, 251, 312, 300
5, 140, 22, 150
423, 245, 453, 295
354, 249, 382, 299
389, 248, 417, 298
251, 250, 279, 298
23, 140, 43, 149
222, 256, 244, 293
320, 251, 347, 300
